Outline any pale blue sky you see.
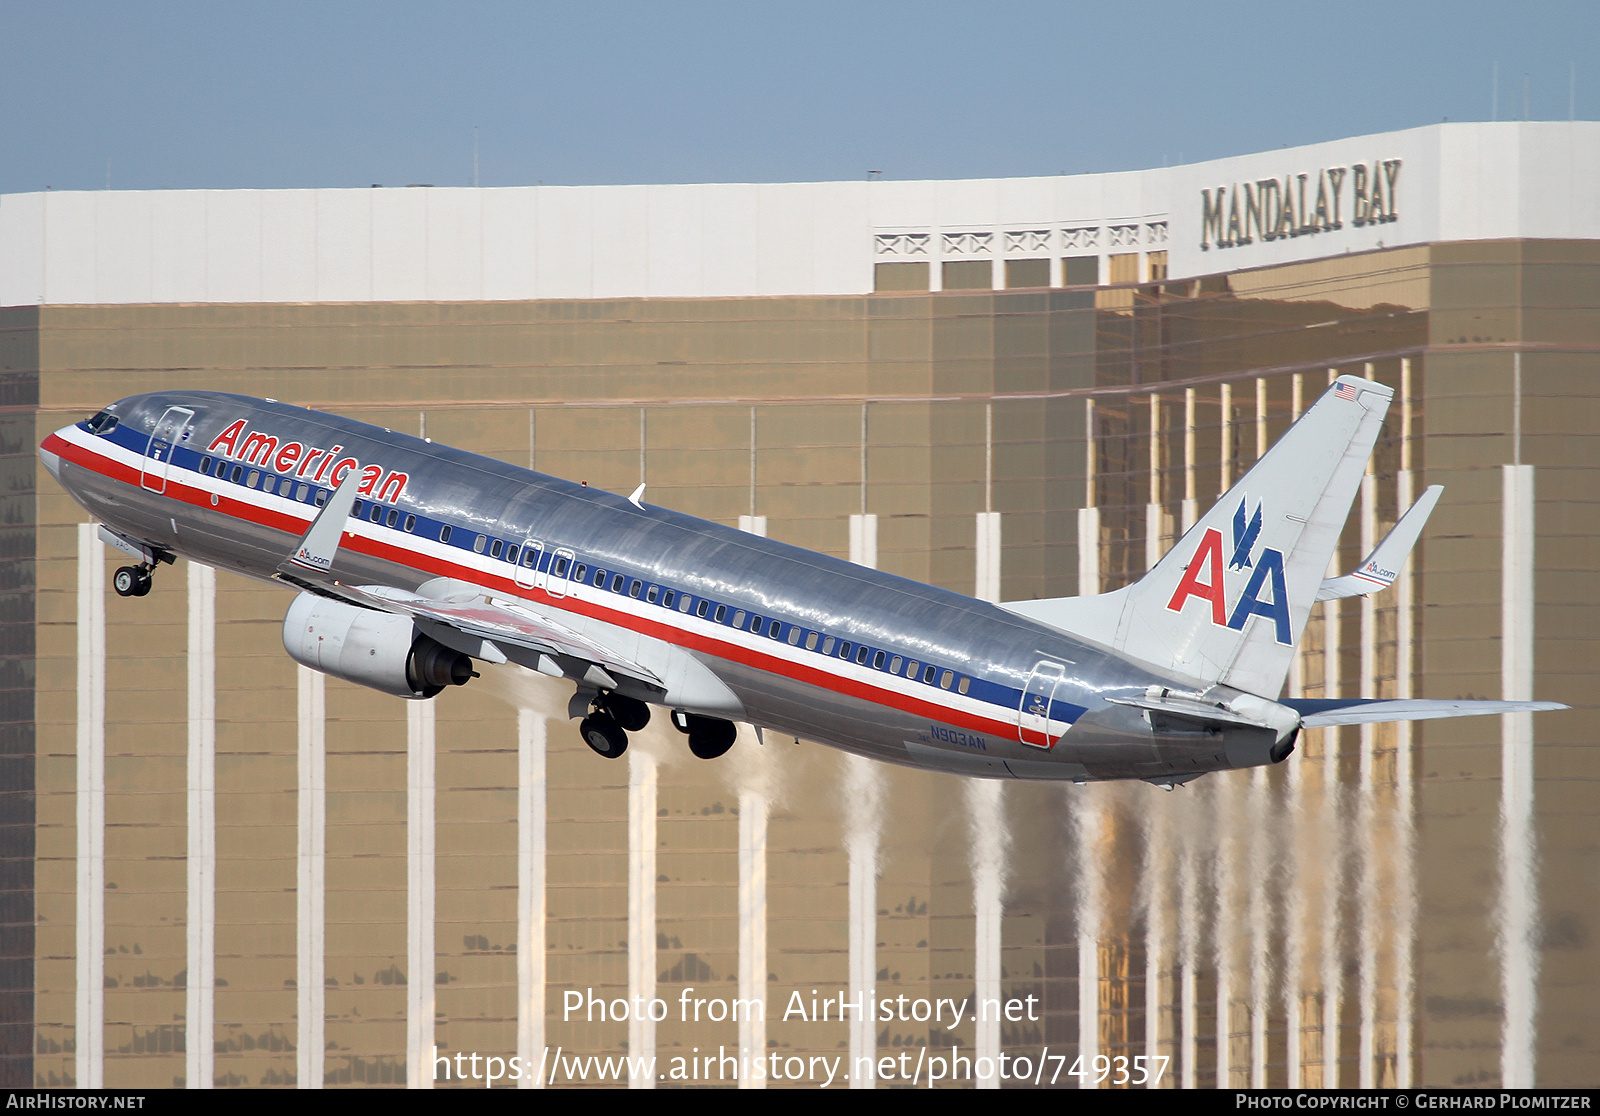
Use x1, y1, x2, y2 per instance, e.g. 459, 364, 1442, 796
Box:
1, 1, 1594, 194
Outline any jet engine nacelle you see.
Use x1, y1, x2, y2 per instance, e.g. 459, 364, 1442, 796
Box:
283, 592, 473, 699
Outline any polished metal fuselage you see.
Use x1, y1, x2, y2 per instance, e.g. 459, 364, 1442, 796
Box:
43, 390, 1277, 782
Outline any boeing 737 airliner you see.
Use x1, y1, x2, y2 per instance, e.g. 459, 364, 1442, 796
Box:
39, 377, 1562, 785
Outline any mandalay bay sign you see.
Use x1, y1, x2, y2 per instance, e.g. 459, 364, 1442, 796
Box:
1200, 160, 1400, 250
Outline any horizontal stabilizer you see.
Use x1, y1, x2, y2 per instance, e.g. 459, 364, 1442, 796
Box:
1316, 485, 1442, 601
1283, 697, 1567, 727
280, 468, 362, 576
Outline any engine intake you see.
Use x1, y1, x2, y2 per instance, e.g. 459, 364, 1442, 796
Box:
283, 592, 473, 699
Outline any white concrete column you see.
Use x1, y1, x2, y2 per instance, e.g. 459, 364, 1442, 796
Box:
1393, 357, 1416, 1089
734, 513, 769, 1087
627, 750, 658, 1089
965, 779, 1007, 1088
1182, 388, 1198, 531
1499, 462, 1537, 1088
975, 512, 1001, 602
1178, 840, 1199, 1090
848, 514, 877, 569
1357, 450, 1379, 1088
296, 666, 326, 1089
1075, 792, 1103, 1088
844, 753, 882, 1088
186, 561, 216, 1090
517, 710, 546, 1089
75, 525, 105, 1091
844, 519, 881, 1087
1219, 383, 1233, 492
407, 700, 436, 1088
737, 789, 767, 1087
1140, 815, 1169, 1089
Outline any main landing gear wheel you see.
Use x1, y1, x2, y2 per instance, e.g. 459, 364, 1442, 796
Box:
601, 693, 651, 732
682, 714, 737, 760
579, 711, 628, 759
113, 565, 153, 598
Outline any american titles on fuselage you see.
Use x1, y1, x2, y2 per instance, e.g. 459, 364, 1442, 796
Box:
206, 417, 410, 504
1200, 159, 1401, 250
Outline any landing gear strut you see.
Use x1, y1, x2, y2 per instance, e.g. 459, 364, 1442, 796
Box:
113, 564, 153, 598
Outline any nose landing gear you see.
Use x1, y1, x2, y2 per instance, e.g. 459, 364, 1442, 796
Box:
113, 564, 154, 598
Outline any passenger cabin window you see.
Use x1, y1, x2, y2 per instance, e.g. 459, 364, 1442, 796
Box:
906, 660, 918, 678
353, 500, 364, 517
200, 458, 213, 475
805, 632, 818, 650
662, 590, 674, 608
822, 637, 835, 655
300, 485, 312, 503
732, 610, 746, 627
574, 564, 588, 582
714, 605, 726, 623
315, 490, 328, 508
749, 614, 761, 632
387, 509, 399, 528
611, 575, 624, 593
769, 621, 782, 639
506, 545, 519, 564
646, 585, 658, 604
439, 525, 452, 543
281, 478, 295, 496
856, 646, 870, 665
889, 656, 902, 673
593, 569, 606, 586
403, 513, 415, 532
473, 535, 487, 553
230, 465, 243, 483
696, 600, 709, 618
553, 557, 570, 578
522, 549, 538, 568
370, 505, 383, 523
787, 628, 800, 646
247, 470, 260, 488
838, 642, 851, 659
958, 677, 971, 695
629, 580, 642, 598
490, 540, 504, 559
678, 595, 692, 613
923, 665, 937, 684
940, 670, 954, 689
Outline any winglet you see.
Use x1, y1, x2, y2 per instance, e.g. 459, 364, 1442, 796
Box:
628, 483, 646, 508
1316, 484, 1442, 601
280, 468, 364, 576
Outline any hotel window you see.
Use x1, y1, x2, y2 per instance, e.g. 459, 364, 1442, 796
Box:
1147, 251, 1169, 280
1004, 258, 1050, 288
941, 260, 993, 290
1108, 252, 1140, 284
873, 261, 929, 292
1061, 255, 1099, 285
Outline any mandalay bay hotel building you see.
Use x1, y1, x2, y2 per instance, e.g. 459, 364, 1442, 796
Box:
0, 120, 1596, 1089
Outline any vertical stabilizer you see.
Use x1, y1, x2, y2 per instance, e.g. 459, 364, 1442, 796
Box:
1004, 375, 1393, 696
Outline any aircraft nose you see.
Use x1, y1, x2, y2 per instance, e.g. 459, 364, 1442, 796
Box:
38, 431, 66, 481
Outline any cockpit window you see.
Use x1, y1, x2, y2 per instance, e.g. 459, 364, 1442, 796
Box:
86, 410, 119, 435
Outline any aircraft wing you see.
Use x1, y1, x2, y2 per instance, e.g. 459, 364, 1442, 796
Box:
274, 480, 659, 688
1316, 485, 1442, 601
1282, 697, 1566, 727
341, 582, 662, 689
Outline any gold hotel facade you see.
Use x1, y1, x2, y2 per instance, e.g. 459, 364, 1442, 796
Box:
0, 121, 1596, 1088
